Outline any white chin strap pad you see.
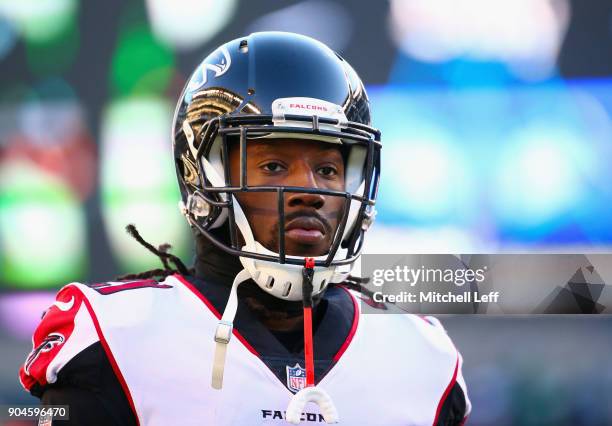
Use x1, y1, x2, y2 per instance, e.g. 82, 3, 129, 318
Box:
239, 242, 341, 301
286, 386, 339, 424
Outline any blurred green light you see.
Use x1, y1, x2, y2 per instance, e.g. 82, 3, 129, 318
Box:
100, 97, 190, 273
111, 24, 175, 97
0, 163, 86, 288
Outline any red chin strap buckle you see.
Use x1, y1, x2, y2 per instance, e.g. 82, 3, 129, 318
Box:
304, 257, 315, 269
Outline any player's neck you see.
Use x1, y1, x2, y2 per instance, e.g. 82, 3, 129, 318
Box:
244, 296, 305, 332
193, 230, 243, 283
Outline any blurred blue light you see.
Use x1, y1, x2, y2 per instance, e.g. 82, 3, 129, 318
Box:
368, 86, 476, 226
493, 127, 591, 227
383, 128, 473, 223
367, 80, 612, 245
0, 15, 18, 60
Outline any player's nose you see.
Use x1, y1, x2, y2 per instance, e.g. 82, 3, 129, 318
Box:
286, 163, 325, 209
287, 192, 325, 209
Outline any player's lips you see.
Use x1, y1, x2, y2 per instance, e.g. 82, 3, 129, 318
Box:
285, 217, 326, 244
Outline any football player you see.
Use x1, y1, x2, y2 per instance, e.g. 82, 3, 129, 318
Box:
19, 32, 470, 425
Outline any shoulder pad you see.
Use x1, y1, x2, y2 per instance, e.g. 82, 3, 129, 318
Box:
19, 284, 99, 393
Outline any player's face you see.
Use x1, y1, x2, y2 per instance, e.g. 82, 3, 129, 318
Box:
228, 138, 346, 257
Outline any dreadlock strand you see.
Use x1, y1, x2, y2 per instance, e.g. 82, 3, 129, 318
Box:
157, 244, 173, 270
342, 275, 387, 309
168, 253, 190, 275
114, 224, 192, 281
346, 274, 370, 284
125, 224, 166, 259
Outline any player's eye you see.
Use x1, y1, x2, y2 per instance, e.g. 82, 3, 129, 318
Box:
261, 161, 286, 173
317, 165, 338, 177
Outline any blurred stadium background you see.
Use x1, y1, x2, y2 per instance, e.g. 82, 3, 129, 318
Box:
1, 0, 612, 424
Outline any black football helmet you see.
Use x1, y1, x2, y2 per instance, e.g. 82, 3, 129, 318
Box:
172, 32, 381, 301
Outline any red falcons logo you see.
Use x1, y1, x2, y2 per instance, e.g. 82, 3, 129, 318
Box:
289, 103, 328, 111
24, 333, 65, 375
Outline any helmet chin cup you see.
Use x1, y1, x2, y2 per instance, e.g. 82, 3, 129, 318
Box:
239, 242, 345, 301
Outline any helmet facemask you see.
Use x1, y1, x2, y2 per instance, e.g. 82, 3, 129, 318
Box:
177, 100, 381, 301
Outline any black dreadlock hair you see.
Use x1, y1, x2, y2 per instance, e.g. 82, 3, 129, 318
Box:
116, 225, 384, 309
343, 275, 387, 310
115, 224, 195, 281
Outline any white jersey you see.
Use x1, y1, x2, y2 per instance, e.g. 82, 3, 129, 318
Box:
20, 274, 470, 426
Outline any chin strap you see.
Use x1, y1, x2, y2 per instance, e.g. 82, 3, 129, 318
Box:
211, 268, 251, 390
286, 258, 339, 425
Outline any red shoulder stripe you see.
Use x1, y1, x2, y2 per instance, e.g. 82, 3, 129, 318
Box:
432, 354, 459, 426
333, 286, 360, 363
19, 286, 84, 391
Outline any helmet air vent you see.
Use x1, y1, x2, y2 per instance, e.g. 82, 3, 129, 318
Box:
282, 282, 292, 297
239, 39, 248, 53
265, 276, 275, 289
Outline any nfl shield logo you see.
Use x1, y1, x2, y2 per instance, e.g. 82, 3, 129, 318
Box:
286, 363, 307, 393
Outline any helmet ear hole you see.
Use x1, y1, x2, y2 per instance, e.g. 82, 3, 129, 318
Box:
265, 276, 275, 289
